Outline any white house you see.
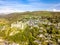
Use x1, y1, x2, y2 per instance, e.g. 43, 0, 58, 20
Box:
38, 34, 44, 38
9, 43, 19, 45
11, 21, 27, 30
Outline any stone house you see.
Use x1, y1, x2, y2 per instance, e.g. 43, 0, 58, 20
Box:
11, 21, 27, 29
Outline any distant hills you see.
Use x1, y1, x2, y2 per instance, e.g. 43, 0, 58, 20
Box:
0, 11, 60, 23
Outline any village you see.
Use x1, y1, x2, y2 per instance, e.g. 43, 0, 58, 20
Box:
0, 16, 60, 45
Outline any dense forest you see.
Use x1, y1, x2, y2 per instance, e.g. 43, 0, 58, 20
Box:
0, 11, 60, 45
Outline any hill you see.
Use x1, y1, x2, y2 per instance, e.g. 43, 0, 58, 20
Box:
0, 11, 60, 23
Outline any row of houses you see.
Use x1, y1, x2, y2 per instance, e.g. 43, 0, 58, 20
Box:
10, 18, 52, 29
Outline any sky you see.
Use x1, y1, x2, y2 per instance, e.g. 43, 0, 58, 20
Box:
0, 0, 60, 13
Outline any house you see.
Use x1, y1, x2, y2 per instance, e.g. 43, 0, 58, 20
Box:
0, 39, 20, 45
38, 34, 45, 38
58, 23, 60, 27
34, 40, 40, 44
0, 39, 5, 45
11, 21, 27, 29
9, 43, 19, 45
58, 39, 60, 42
26, 19, 39, 27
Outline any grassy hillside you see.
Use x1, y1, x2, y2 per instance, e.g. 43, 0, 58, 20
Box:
0, 11, 60, 23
